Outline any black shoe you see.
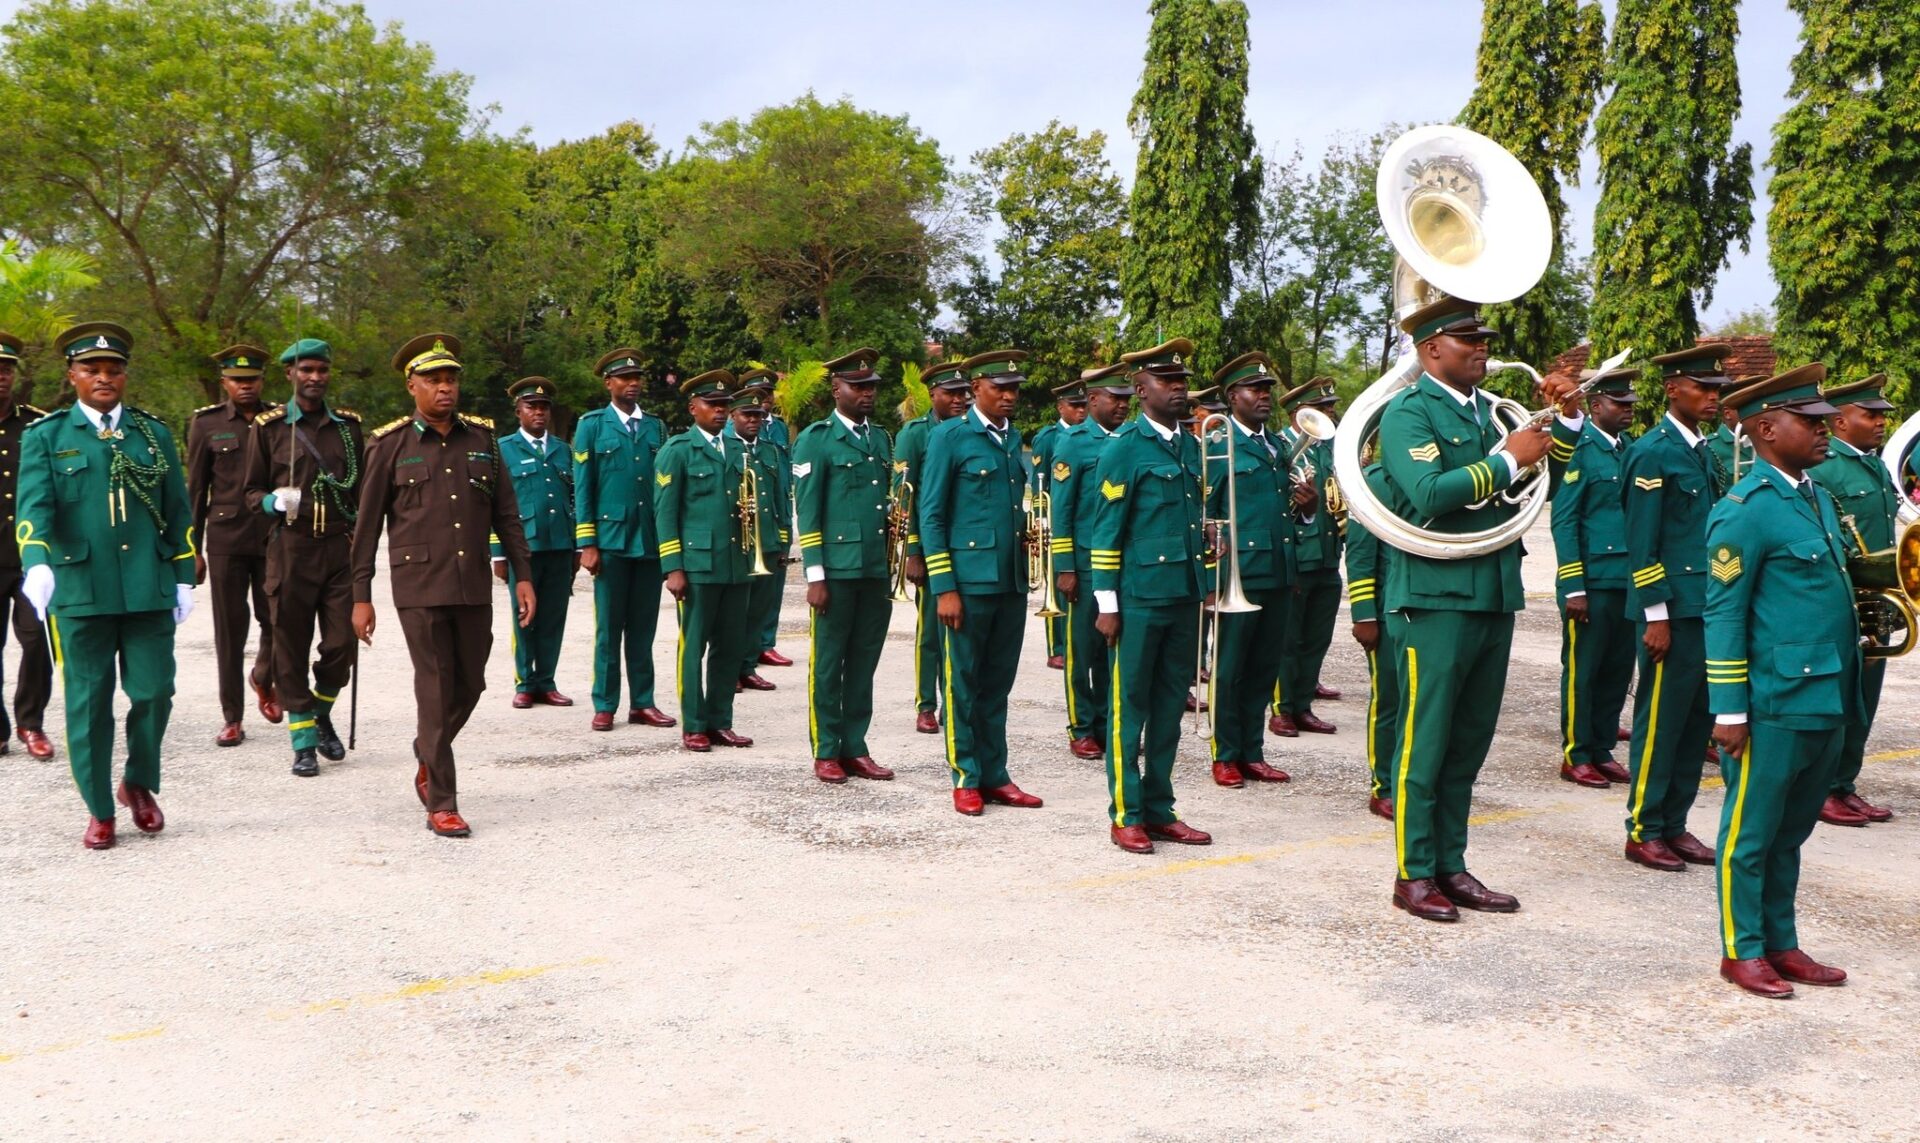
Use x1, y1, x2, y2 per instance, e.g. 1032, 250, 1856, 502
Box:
314, 714, 346, 761
291, 747, 320, 777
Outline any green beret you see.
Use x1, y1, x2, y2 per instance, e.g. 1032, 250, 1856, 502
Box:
1723, 363, 1836, 419
278, 338, 332, 366
58, 321, 133, 363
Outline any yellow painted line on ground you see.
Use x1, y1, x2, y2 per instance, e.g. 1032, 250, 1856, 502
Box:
1701, 745, 1918, 792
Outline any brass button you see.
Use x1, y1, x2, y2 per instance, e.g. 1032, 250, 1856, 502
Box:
457, 550, 465, 557
121, 543, 129, 551
445, 467, 453, 473
454, 522, 461, 529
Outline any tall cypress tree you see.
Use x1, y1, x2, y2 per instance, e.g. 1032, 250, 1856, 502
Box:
1587, 0, 1753, 395
1121, 0, 1260, 368
1769, 0, 1920, 405
1461, 0, 1606, 368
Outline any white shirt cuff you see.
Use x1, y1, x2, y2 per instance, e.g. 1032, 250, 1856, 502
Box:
1566, 591, 1586, 599
1094, 589, 1118, 614
1494, 450, 1520, 482
1716, 713, 1747, 725
1557, 412, 1585, 433
805, 565, 825, 583
1644, 602, 1668, 622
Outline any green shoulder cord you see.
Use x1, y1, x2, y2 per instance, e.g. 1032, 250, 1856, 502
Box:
309, 420, 360, 524
107, 417, 171, 531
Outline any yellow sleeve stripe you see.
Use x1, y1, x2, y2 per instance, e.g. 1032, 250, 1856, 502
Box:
1348, 577, 1376, 589
799, 537, 822, 549
1706, 672, 1748, 683
1705, 659, 1748, 666
798, 532, 823, 543
488, 533, 501, 546
1556, 562, 1582, 573
1631, 564, 1666, 586
1558, 564, 1585, 579
658, 541, 683, 555
1348, 590, 1376, 603
1051, 539, 1075, 553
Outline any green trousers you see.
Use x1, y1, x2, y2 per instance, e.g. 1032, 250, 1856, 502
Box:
807, 576, 890, 759
51, 610, 175, 821
1210, 585, 1290, 764
736, 569, 784, 677
591, 555, 662, 714
1386, 608, 1513, 881
1106, 601, 1198, 827
1625, 617, 1713, 843
1363, 630, 1402, 799
940, 590, 1025, 789
1716, 722, 1841, 959
1061, 592, 1107, 744
676, 580, 751, 733
1831, 659, 1885, 796
1558, 588, 1635, 767
1045, 611, 1064, 659
1275, 567, 1341, 716
912, 584, 942, 715
510, 550, 575, 694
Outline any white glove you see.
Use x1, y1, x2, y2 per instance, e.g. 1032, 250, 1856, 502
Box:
173, 583, 195, 626
271, 486, 302, 516
23, 565, 54, 619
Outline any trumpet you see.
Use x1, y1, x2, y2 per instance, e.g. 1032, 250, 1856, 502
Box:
1192, 412, 1262, 737
737, 462, 772, 577
886, 478, 914, 603
1025, 483, 1065, 618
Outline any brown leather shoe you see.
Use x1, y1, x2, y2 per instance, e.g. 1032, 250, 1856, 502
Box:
1295, 711, 1337, 734
536, 690, 574, 707
757, 648, 792, 667
1392, 877, 1459, 922
1720, 956, 1793, 998
1211, 761, 1244, 788
915, 710, 941, 734
1839, 792, 1892, 822
681, 732, 712, 752
590, 710, 615, 732
630, 706, 677, 728
1766, 948, 1846, 986
17, 728, 53, 760
813, 758, 848, 784
1145, 820, 1211, 845
1241, 760, 1290, 783
215, 721, 245, 747
1595, 759, 1630, 783
1625, 838, 1685, 871
252, 675, 282, 724
1315, 683, 1342, 701
1560, 761, 1610, 788
738, 673, 776, 692
953, 788, 985, 816
1268, 711, 1299, 737
841, 755, 894, 781
711, 728, 753, 747
1368, 795, 1395, 821
83, 816, 116, 850
1110, 824, 1154, 854
1617, 725, 1632, 742
415, 763, 429, 807
1819, 794, 1869, 827
1666, 832, 1715, 865
427, 810, 471, 838
1705, 743, 1722, 765
983, 783, 1042, 808
511, 691, 534, 709
1046, 654, 1065, 670
116, 782, 164, 834
1069, 736, 1103, 760
1437, 871, 1520, 913
1184, 691, 1207, 713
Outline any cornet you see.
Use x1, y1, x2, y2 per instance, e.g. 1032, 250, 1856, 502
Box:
737, 462, 772, 577
1025, 483, 1065, 619
886, 479, 914, 603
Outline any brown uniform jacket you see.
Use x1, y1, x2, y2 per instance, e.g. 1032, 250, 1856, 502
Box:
351, 414, 532, 607
0, 401, 47, 572
188, 399, 279, 558
243, 404, 364, 541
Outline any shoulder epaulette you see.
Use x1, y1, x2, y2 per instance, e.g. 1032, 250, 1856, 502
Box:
23, 406, 61, 431
17, 403, 45, 421
797, 420, 828, 437
372, 416, 413, 439
254, 407, 287, 426
193, 402, 225, 417
334, 407, 361, 422
126, 405, 163, 425
464, 413, 495, 431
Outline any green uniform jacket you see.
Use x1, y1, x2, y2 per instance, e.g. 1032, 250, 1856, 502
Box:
1622, 415, 1719, 619
493, 430, 575, 555
792, 414, 893, 579
1705, 423, 1749, 491
893, 413, 934, 559
1375, 374, 1524, 613
920, 409, 1029, 596
762, 414, 790, 453
571, 405, 667, 557
1343, 464, 1394, 623
1029, 420, 1066, 492
1811, 437, 1900, 553
1549, 422, 1633, 603
1704, 459, 1864, 730
655, 429, 751, 584
18, 404, 195, 615
1049, 421, 1116, 576
1205, 419, 1298, 592
1283, 431, 1340, 572
1088, 416, 1211, 607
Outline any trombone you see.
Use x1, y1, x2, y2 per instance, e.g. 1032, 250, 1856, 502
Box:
885, 478, 914, 603
1025, 481, 1065, 618
737, 462, 772, 577
1191, 413, 1262, 736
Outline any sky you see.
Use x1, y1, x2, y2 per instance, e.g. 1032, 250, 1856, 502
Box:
3, 0, 1801, 331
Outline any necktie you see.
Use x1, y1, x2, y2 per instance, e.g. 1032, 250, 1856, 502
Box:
534, 437, 545, 457
1800, 479, 1820, 513
1257, 432, 1275, 459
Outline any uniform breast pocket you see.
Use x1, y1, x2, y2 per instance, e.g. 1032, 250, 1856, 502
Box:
54, 454, 87, 500
393, 462, 430, 498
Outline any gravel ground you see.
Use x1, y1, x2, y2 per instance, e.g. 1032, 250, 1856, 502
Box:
4, 514, 1917, 1141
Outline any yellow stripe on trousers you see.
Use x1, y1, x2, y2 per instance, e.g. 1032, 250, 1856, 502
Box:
1109, 650, 1126, 826
941, 625, 962, 784
1561, 617, 1578, 767
1062, 599, 1077, 738
1628, 659, 1664, 843
1364, 647, 1380, 796
806, 607, 820, 757
1393, 644, 1419, 880
674, 598, 686, 726
1719, 739, 1754, 958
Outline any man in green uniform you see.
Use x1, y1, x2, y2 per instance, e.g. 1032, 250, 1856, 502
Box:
0, 332, 54, 760
1549, 368, 1638, 789
1345, 462, 1399, 820
1050, 364, 1131, 760
19, 322, 196, 849
1376, 297, 1568, 920
573, 347, 674, 732
727, 373, 791, 692
1269, 377, 1343, 737
1620, 344, 1732, 872
491, 377, 577, 709
244, 338, 363, 778
1029, 383, 1087, 669
792, 349, 895, 784
1810, 373, 1901, 826
188, 343, 280, 746
1705, 365, 1860, 998
1087, 339, 1215, 854
920, 349, 1045, 816
1706, 403, 1752, 489
351, 333, 535, 837
894, 361, 971, 733
655, 369, 756, 751
1203, 351, 1300, 788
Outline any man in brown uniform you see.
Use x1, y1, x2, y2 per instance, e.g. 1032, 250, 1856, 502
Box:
188, 343, 281, 746
244, 338, 363, 777
351, 333, 534, 837
0, 332, 53, 759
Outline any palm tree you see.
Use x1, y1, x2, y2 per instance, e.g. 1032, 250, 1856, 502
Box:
0, 239, 99, 341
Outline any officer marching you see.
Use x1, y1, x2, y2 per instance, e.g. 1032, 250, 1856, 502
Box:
19, 322, 196, 849
1049, 364, 1130, 761
1704, 365, 1861, 998
0, 332, 54, 760
1344, 460, 1399, 820
1029, 382, 1087, 670
919, 349, 1045, 816
492, 377, 577, 709
727, 370, 792, 693
574, 347, 675, 732
188, 343, 280, 746
893, 361, 970, 734
351, 334, 535, 837
243, 338, 363, 777
1270, 376, 1343, 738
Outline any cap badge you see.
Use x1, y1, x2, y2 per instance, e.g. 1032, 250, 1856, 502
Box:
95, 335, 109, 348
431, 339, 446, 354
1170, 353, 1182, 365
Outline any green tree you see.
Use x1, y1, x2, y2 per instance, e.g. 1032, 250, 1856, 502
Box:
1588, 0, 1754, 400
0, 239, 98, 342
1461, 0, 1606, 366
1122, 0, 1261, 368
1706, 303, 1774, 339
1768, 0, 1920, 406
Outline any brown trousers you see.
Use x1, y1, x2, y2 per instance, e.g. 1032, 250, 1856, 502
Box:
208, 553, 274, 724
0, 568, 52, 734
397, 604, 491, 813
265, 532, 355, 715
